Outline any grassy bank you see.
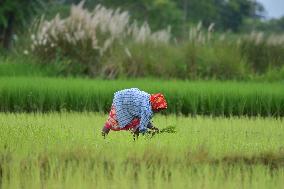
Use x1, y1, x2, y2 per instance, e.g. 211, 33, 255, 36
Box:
0, 77, 284, 116
0, 113, 283, 188
0, 56, 59, 77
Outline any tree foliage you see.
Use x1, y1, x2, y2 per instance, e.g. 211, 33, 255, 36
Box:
253, 16, 284, 33
0, 0, 45, 49
30, 0, 267, 35
76, 0, 264, 33
63, 0, 183, 33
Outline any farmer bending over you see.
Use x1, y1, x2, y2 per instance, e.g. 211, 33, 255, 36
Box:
102, 88, 167, 139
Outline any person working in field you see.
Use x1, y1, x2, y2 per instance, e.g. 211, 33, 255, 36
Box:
102, 88, 167, 139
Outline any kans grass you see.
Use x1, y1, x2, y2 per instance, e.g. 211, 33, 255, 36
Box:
0, 113, 283, 189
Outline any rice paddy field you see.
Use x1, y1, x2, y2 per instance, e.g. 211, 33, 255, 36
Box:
0, 113, 284, 189
0, 77, 284, 188
1, 77, 284, 116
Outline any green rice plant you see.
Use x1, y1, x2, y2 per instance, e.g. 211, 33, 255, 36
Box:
0, 77, 284, 116
0, 113, 283, 188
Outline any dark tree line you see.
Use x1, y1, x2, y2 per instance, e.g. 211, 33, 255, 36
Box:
69, 0, 265, 32
253, 16, 284, 33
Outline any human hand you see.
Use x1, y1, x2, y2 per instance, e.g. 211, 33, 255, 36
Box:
132, 128, 140, 141
151, 126, 159, 133
101, 127, 110, 139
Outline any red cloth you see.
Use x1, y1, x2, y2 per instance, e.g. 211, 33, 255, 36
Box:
150, 93, 167, 110
104, 106, 140, 131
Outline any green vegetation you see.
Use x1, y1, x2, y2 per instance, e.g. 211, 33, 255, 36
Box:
250, 17, 284, 34
0, 56, 58, 77
1, 2, 283, 81
0, 0, 45, 49
0, 77, 283, 116
0, 113, 283, 188
23, 3, 283, 80
0, 1, 283, 188
55, 0, 265, 33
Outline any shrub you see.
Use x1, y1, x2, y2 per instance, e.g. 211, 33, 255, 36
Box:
239, 32, 284, 73
101, 23, 248, 80
194, 43, 248, 79
182, 23, 248, 80
256, 66, 284, 82
100, 41, 186, 79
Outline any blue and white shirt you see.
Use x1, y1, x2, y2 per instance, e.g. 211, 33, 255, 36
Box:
113, 88, 153, 133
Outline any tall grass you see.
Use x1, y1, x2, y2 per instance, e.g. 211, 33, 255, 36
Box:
28, 9, 284, 80
0, 113, 283, 188
23, 2, 284, 80
240, 32, 284, 73
0, 77, 283, 116
30, 2, 170, 76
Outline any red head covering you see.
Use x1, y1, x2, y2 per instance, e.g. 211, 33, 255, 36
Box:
150, 93, 167, 110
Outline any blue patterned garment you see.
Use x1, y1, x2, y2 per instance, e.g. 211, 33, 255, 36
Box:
113, 88, 153, 133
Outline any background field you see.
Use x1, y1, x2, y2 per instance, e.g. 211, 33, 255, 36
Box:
0, 113, 283, 189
